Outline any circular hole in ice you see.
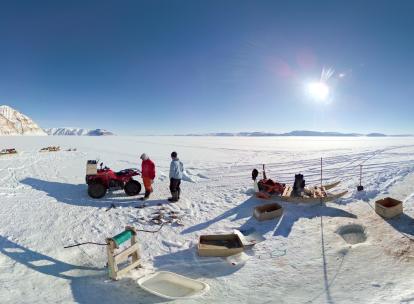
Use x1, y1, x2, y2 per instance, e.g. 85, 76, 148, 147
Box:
336, 224, 367, 245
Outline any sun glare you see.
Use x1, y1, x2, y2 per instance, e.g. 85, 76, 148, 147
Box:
307, 81, 330, 101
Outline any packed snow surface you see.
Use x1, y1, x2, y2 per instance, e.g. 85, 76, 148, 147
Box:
0, 105, 46, 136
0, 136, 414, 304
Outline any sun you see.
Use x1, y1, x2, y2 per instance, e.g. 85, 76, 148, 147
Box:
307, 81, 330, 101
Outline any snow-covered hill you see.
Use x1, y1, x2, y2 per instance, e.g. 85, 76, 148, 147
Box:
45, 128, 114, 136
0, 105, 46, 136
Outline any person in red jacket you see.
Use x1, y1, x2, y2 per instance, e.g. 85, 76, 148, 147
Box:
140, 153, 156, 201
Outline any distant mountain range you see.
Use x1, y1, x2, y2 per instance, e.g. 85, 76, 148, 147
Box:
183, 131, 412, 137
0, 105, 114, 136
0, 105, 46, 136
44, 128, 114, 136
0, 105, 410, 138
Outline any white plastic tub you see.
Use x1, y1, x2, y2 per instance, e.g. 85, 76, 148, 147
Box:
137, 271, 210, 299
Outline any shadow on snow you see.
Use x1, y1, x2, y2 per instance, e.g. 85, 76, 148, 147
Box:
19, 177, 169, 208
0, 235, 168, 304
181, 196, 357, 238
385, 213, 414, 238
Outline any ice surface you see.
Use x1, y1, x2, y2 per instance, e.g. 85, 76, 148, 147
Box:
0, 136, 413, 303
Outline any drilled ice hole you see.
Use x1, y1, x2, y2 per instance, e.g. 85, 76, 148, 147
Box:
337, 224, 367, 245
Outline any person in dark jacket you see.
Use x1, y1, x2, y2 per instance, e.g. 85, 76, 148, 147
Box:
168, 151, 184, 202
140, 153, 156, 201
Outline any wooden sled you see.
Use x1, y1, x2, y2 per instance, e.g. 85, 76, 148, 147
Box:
255, 181, 347, 204
323, 181, 341, 190
281, 187, 348, 204
40, 146, 61, 152
0, 148, 18, 155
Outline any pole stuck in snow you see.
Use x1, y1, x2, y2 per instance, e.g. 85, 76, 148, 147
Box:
320, 157, 322, 188
357, 165, 364, 191
320, 157, 323, 206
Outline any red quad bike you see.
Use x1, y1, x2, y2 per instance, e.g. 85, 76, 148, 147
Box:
86, 160, 142, 199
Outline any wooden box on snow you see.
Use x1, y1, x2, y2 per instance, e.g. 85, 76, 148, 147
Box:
197, 234, 244, 257
86, 160, 97, 175
254, 203, 283, 221
375, 197, 403, 219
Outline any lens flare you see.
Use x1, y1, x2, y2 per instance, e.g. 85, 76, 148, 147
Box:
307, 81, 329, 101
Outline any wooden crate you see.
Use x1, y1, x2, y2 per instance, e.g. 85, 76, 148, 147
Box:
198, 234, 244, 257
375, 197, 403, 219
86, 160, 97, 175
254, 203, 283, 221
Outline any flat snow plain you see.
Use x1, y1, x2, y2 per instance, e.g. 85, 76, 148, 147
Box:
0, 136, 414, 304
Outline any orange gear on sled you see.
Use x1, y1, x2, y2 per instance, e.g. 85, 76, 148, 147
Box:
258, 179, 285, 194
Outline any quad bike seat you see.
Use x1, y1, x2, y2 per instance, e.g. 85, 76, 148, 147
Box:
115, 168, 138, 176
116, 169, 130, 176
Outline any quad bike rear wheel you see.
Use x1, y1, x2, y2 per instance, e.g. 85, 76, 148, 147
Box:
88, 182, 107, 199
124, 180, 141, 196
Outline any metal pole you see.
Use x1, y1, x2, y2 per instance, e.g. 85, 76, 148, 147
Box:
357, 164, 364, 191
320, 157, 323, 188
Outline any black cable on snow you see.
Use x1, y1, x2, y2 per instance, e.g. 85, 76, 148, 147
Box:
64, 242, 107, 248
63, 223, 167, 248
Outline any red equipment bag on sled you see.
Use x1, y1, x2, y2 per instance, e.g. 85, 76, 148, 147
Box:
258, 179, 285, 194
252, 166, 285, 199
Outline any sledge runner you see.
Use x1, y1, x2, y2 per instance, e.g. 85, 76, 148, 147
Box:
140, 153, 156, 201
168, 151, 184, 202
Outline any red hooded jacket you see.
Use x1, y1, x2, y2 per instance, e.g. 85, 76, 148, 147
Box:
141, 159, 156, 179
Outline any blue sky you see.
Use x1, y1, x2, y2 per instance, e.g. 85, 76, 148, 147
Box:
0, 0, 413, 135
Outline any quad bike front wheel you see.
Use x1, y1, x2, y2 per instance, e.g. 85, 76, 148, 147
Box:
124, 180, 141, 196
88, 182, 107, 199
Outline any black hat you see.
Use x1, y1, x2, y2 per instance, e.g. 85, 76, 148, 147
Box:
171, 151, 177, 158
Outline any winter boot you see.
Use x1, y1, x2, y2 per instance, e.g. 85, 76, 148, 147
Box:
168, 191, 179, 202
140, 191, 150, 201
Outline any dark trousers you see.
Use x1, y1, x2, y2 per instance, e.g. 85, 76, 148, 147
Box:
169, 178, 181, 199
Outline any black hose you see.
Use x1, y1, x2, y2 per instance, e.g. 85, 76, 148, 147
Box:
64, 242, 107, 248
64, 222, 167, 248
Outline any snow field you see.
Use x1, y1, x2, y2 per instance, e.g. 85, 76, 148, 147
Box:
0, 136, 414, 303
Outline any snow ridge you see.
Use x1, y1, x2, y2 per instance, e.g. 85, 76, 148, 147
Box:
0, 105, 46, 136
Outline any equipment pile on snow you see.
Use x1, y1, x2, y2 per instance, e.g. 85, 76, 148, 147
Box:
147, 208, 184, 226
40, 146, 61, 152
0, 148, 17, 155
